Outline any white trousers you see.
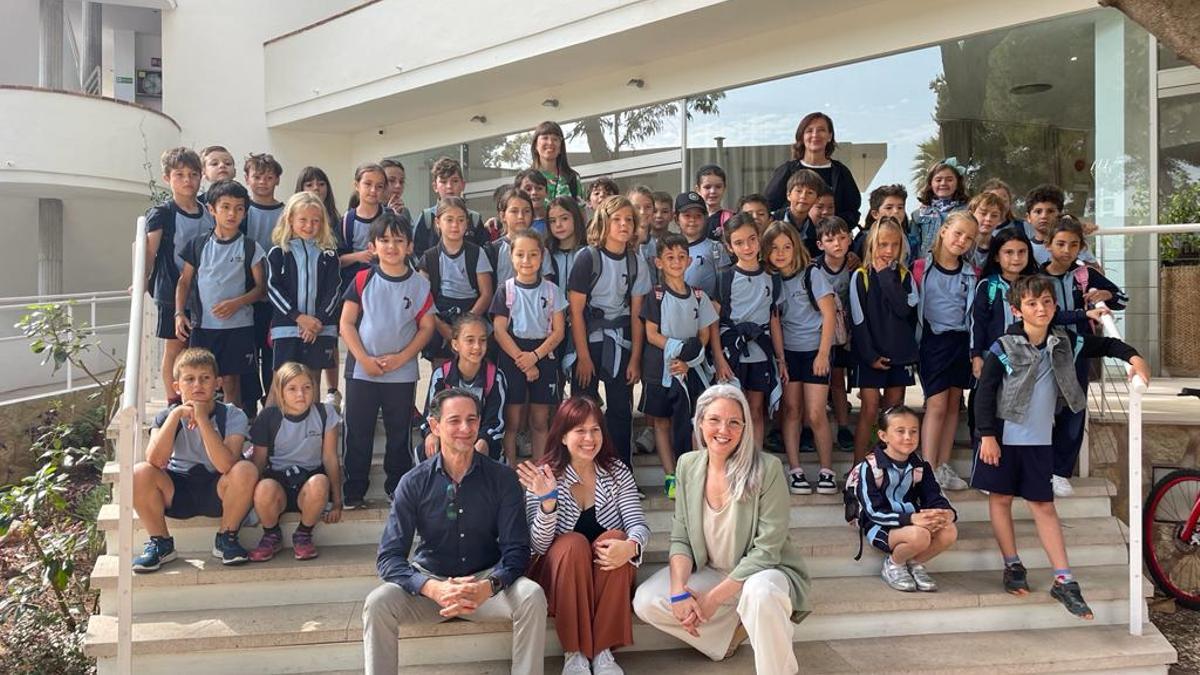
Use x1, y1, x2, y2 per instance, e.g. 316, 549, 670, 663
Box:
633, 565, 798, 674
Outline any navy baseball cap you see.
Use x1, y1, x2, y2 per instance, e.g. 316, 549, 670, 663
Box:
675, 191, 706, 214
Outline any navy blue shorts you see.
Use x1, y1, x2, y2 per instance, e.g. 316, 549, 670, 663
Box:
919, 330, 971, 397
156, 303, 185, 340
640, 380, 675, 418
852, 360, 915, 390
970, 443, 1054, 502
785, 349, 831, 385
263, 467, 327, 513
253, 302, 272, 348
190, 326, 257, 376
273, 336, 338, 371
498, 336, 561, 405
832, 345, 853, 369
866, 523, 895, 553
165, 468, 223, 519
733, 359, 773, 393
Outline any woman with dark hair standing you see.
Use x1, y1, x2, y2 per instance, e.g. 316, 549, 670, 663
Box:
530, 121, 583, 202
764, 112, 862, 227
516, 395, 649, 675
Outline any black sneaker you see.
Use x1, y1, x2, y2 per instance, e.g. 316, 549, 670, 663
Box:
1050, 580, 1094, 620
212, 531, 249, 566
1003, 562, 1030, 595
343, 495, 366, 510
816, 472, 838, 495
789, 471, 812, 495
800, 428, 815, 453
132, 536, 176, 573
836, 426, 855, 451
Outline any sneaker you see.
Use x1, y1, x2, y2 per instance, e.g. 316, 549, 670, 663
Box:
664, 474, 677, 500
562, 650, 591, 675
908, 562, 938, 591
323, 389, 342, 412
637, 488, 647, 500
293, 529, 319, 560
799, 428, 815, 452
1051, 475, 1074, 497
248, 529, 283, 562
634, 427, 656, 454
881, 556, 916, 591
1003, 562, 1030, 595
936, 464, 969, 491
816, 471, 838, 495
836, 426, 855, 451
592, 648, 624, 675
789, 470, 813, 495
343, 495, 365, 510
1050, 580, 1094, 620
763, 427, 784, 453
132, 536, 176, 573
212, 531, 249, 565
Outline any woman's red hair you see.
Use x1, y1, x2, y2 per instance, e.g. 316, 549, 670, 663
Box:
539, 396, 620, 476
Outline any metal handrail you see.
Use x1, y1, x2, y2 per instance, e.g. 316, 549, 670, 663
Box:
0, 289, 128, 306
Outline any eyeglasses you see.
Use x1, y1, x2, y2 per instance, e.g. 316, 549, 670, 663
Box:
445, 482, 458, 521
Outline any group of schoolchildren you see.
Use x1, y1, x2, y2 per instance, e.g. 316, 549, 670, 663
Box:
132, 115, 1150, 623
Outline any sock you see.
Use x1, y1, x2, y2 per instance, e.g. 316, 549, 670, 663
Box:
1053, 568, 1074, 584
789, 467, 805, 477
263, 524, 281, 537
1003, 555, 1022, 567
295, 523, 314, 535
819, 468, 836, 478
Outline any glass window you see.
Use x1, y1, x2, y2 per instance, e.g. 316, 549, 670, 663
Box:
389, 144, 461, 220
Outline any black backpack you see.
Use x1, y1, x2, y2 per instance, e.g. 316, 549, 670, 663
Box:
584, 245, 638, 310
422, 242, 482, 305
257, 404, 330, 462
715, 267, 782, 324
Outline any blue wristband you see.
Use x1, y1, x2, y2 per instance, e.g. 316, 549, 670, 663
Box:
538, 489, 559, 502
669, 591, 691, 604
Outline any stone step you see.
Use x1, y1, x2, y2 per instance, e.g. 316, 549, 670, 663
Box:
96, 512, 1130, 599
84, 565, 1160, 673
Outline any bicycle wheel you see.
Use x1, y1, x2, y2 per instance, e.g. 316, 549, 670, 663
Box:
1143, 468, 1200, 610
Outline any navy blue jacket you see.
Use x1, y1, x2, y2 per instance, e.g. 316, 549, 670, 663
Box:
855, 444, 956, 529
849, 265, 919, 367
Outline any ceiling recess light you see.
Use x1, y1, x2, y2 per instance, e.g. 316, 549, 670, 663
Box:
1069, 56, 1078, 62
627, 78, 645, 89
1010, 83, 1053, 95
469, 115, 487, 124
542, 98, 559, 108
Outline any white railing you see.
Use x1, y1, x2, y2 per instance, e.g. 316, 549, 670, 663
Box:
115, 216, 148, 675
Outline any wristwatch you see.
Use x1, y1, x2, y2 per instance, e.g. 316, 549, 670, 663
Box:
487, 575, 503, 596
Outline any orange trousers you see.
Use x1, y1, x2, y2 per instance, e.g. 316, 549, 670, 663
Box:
528, 529, 636, 659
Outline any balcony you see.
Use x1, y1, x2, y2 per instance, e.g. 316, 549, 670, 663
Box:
0, 86, 180, 199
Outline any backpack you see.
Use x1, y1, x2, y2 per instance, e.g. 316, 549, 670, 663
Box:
503, 277, 558, 330
423, 243, 482, 304
715, 267, 782, 323
169, 402, 228, 440
584, 246, 638, 310
439, 360, 498, 398
803, 265, 849, 346
341, 209, 358, 253
259, 404, 330, 461
190, 231, 257, 293
353, 266, 375, 298
843, 451, 925, 560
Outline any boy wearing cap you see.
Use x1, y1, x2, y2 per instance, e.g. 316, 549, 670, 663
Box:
676, 191, 729, 298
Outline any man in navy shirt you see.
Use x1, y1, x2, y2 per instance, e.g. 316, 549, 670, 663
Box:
363, 388, 546, 675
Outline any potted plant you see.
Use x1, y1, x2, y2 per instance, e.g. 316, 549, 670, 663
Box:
1159, 180, 1200, 376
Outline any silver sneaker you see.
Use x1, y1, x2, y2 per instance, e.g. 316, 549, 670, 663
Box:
937, 464, 969, 491
592, 648, 624, 675
1051, 475, 1074, 497
881, 555, 917, 592
562, 651, 591, 675
908, 562, 938, 591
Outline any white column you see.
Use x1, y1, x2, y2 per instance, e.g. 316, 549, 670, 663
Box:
82, 1, 102, 94
38, 0, 63, 89
38, 198, 63, 296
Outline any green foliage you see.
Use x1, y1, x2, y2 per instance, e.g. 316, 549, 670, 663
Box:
16, 302, 125, 421
1159, 181, 1200, 265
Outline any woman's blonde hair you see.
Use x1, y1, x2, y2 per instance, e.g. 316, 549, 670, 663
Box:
930, 211, 979, 263
270, 362, 316, 414
862, 217, 910, 270
761, 221, 809, 276
692, 384, 761, 503
586, 195, 638, 252
273, 191, 337, 250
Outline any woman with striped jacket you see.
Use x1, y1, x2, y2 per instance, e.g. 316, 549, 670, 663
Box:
516, 395, 650, 675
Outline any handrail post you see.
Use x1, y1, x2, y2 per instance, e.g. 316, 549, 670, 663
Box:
117, 216, 147, 674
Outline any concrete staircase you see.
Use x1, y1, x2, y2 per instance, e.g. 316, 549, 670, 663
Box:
85, 416, 1176, 674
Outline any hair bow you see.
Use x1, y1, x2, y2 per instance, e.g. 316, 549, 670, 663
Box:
942, 157, 965, 176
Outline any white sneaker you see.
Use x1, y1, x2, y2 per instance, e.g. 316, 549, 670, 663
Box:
592, 649, 624, 675
937, 464, 969, 491
323, 390, 342, 412
634, 427, 656, 454
1051, 475, 1074, 497
562, 651, 591, 675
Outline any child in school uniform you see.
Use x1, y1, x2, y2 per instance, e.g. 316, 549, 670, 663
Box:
772, 169, 824, 258
174, 180, 266, 411
241, 153, 285, 412
419, 196, 495, 364
380, 158, 412, 224
764, 222, 838, 495
491, 230, 568, 465
913, 212, 980, 492
854, 184, 910, 262
851, 405, 958, 592
338, 213, 435, 508
808, 186, 836, 225
145, 147, 215, 404
295, 165, 345, 409
711, 213, 785, 451
676, 191, 728, 298
490, 188, 553, 287
849, 218, 920, 461
516, 169, 551, 235
911, 160, 968, 259
628, 185, 657, 275
200, 145, 236, 192
587, 177, 620, 215
1023, 184, 1100, 269
694, 164, 736, 239
337, 164, 386, 291
811, 216, 861, 451
973, 275, 1149, 617
265, 192, 341, 378
640, 232, 719, 499
651, 190, 675, 236
247, 363, 343, 562
567, 195, 653, 466
968, 191, 1007, 270
132, 348, 258, 571
738, 193, 773, 231
979, 178, 1028, 236
419, 313, 507, 461
1040, 218, 1126, 496
411, 156, 488, 256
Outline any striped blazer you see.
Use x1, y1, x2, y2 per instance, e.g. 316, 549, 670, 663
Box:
525, 461, 651, 565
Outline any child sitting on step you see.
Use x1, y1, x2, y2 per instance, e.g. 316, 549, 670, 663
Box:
850, 405, 958, 592
247, 363, 343, 562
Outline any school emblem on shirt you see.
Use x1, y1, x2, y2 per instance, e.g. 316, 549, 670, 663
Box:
403, 296, 412, 310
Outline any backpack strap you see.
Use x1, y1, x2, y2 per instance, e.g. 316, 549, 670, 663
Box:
242, 236, 257, 293
624, 248, 637, 308
423, 247, 442, 302
353, 267, 373, 299
342, 209, 355, 251
585, 246, 603, 304
465, 243, 481, 295
315, 402, 329, 433
484, 362, 497, 397
912, 257, 927, 288
261, 406, 283, 460
771, 271, 782, 306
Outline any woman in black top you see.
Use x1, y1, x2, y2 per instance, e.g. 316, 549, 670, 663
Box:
764, 112, 862, 227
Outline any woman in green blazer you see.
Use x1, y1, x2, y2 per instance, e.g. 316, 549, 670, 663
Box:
633, 383, 811, 673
